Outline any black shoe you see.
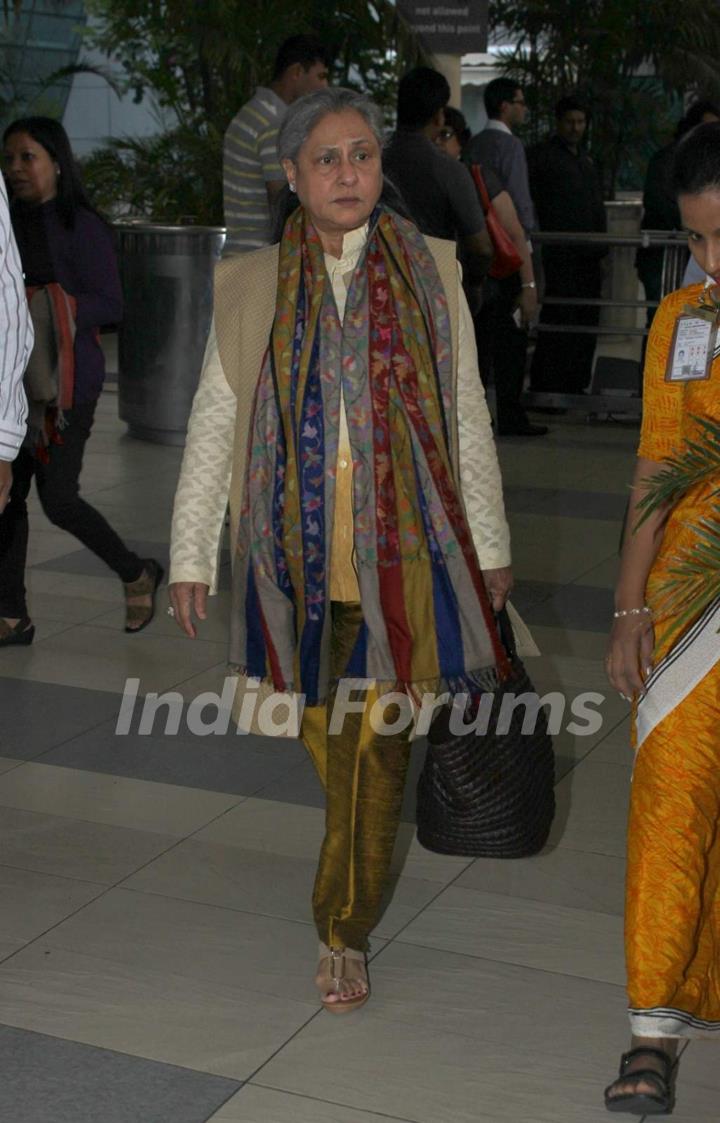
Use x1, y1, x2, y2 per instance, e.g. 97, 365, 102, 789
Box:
0, 616, 35, 647
604, 1046, 675, 1115
497, 422, 549, 437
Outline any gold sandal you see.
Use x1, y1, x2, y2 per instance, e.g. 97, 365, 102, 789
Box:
124, 559, 164, 633
316, 943, 370, 1014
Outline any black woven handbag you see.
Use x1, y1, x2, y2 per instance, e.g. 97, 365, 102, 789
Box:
416, 609, 555, 858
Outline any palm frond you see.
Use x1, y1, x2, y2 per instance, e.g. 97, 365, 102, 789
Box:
636, 416, 720, 523
637, 415, 720, 646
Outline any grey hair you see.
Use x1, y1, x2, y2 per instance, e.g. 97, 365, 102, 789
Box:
277, 87, 385, 164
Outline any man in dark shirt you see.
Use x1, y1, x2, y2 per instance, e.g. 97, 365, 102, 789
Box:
528, 96, 607, 393
464, 78, 547, 435
383, 67, 492, 285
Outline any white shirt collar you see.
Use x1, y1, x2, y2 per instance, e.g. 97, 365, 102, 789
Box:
485, 119, 512, 135
324, 222, 369, 273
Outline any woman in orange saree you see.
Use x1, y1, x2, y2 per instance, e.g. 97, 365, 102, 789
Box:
604, 121, 720, 1115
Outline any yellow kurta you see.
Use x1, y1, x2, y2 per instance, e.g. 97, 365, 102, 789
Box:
627, 283, 720, 1037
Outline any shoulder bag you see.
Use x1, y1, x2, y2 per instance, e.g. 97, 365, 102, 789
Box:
470, 164, 524, 281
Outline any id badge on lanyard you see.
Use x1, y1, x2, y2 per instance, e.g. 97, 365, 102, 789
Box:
665, 284, 719, 383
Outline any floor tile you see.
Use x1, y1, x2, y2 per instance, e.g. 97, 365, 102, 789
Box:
588, 718, 634, 765
366, 940, 626, 1051
0, 757, 22, 775
550, 758, 632, 858
39, 887, 351, 1007
0, 866, 105, 948
122, 837, 443, 939
528, 624, 610, 660
0, 1023, 240, 1123
32, 539, 169, 577
256, 990, 619, 1123
507, 514, 618, 584
0, 943, 317, 1079
518, 582, 614, 631
0, 763, 241, 835
0, 938, 24, 962
211, 1086, 413, 1122
249, 756, 325, 810
0, 806, 178, 882
0, 678, 121, 759
396, 883, 625, 985
578, 553, 623, 589
504, 486, 626, 521
172, 660, 247, 704
454, 845, 625, 915
43, 717, 306, 796
196, 798, 472, 885
23, 568, 124, 604
0, 624, 228, 694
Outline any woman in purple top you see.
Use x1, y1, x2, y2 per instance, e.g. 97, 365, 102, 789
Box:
0, 117, 162, 645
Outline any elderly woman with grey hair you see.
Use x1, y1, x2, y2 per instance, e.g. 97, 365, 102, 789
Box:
168, 87, 512, 1012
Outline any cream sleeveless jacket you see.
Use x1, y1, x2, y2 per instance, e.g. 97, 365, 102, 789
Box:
170, 233, 511, 597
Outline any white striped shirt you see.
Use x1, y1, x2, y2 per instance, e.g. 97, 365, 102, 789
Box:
223, 87, 287, 255
0, 175, 31, 462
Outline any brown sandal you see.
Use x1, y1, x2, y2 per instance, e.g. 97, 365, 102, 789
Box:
124, 559, 164, 633
316, 943, 370, 1014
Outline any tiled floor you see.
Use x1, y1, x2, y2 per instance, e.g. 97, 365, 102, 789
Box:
1, 393, 716, 1121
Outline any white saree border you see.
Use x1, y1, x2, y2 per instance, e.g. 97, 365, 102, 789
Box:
630, 1006, 720, 1038
635, 596, 720, 752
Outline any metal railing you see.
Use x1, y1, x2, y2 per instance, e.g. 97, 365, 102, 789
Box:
522, 230, 689, 419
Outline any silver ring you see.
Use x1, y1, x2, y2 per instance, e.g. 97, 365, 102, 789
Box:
166, 606, 175, 618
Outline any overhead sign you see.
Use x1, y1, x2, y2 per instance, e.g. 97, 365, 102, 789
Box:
398, 0, 488, 54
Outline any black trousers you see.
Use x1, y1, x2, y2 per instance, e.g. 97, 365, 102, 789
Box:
0, 400, 143, 617
474, 273, 530, 431
530, 252, 603, 393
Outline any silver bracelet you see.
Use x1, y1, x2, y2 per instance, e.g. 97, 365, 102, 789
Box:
520, 281, 536, 289
613, 606, 652, 619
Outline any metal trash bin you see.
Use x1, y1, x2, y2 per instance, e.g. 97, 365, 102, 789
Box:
115, 222, 226, 445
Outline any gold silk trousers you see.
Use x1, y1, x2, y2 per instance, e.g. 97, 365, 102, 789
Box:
300, 602, 413, 951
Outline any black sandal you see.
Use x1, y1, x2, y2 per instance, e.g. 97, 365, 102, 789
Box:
0, 616, 35, 647
124, 559, 164, 634
604, 1046, 675, 1115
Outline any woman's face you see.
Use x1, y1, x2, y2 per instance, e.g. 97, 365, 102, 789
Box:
283, 109, 383, 246
436, 126, 463, 161
680, 188, 720, 282
3, 131, 58, 205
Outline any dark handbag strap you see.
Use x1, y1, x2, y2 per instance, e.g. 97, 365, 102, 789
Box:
495, 605, 517, 662
470, 164, 491, 215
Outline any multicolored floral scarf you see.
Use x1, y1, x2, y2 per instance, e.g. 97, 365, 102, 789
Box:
230, 206, 507, 705
24, 282, 77, 460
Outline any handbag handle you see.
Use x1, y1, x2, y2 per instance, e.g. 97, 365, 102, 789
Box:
495, 606, 517, 662
470, 164, 491, 215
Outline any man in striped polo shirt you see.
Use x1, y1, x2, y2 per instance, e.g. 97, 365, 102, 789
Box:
223, 35, 330, 255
